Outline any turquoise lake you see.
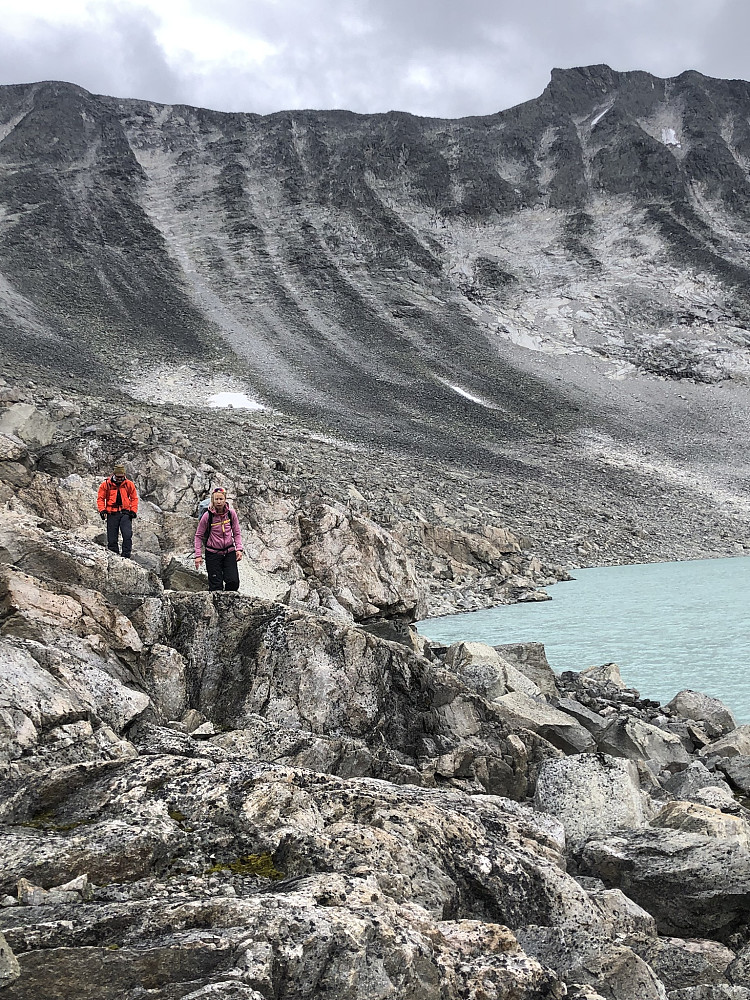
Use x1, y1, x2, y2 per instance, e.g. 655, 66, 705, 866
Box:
418, 556, 750, 725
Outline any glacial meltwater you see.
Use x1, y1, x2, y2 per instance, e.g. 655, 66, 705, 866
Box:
418, 556, 750, 725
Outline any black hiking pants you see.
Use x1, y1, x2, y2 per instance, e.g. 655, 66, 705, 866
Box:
205, 548, 240, 592
106, 511, 133, 557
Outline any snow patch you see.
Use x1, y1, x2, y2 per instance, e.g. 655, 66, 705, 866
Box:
208, 392, 264, 410
661, 128, 681, 147
591, 106, 611, 128
438, 379, 495, 408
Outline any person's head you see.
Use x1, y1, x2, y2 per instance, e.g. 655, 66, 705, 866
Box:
212, 487, 227, 509
113, 464, 126, 483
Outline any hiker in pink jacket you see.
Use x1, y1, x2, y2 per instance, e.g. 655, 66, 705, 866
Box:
194, 487, 243, 591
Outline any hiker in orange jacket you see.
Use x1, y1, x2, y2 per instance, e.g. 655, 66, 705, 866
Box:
97, 463, 139, 558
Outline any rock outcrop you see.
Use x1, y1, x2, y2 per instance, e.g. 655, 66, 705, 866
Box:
2, 390, 750, 998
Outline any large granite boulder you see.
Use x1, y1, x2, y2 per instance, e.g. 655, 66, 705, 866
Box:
650, 801, 750, 848
700, 728, 750, 762
246, 496, 426, 621
0, 634, 150, 755
633, 936, 736, 992
662, 761, 735, 802
296, 502, 426, 621
597, 716, 691, 769
535, 754, 647, 846
0, 874, 563, 1000
163, 592, 560, 798
580, 828, 750, 939
0, 403, 57, 447
491, 692, 595, 754
0, 755, 600, 932
515, 926, 666, 999
444, 641, 509, 699
716, 757, 750, 797
667, 691, 737, 738
493, 642, 559, 697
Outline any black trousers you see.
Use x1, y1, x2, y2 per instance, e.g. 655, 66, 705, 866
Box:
106, 511, 133, 557
205, 549, 240, 591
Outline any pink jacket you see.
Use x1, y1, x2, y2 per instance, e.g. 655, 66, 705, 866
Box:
194, 505, 243, 558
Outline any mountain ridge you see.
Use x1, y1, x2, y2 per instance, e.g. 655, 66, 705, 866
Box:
3, 65, 750, 553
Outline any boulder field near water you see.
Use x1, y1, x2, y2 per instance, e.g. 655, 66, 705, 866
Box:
3, 384, 750, 998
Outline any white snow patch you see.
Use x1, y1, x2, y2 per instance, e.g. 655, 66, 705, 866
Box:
661, 128, 681, 147
438, 379, 495, 408
208, 392, 264, 410
591, 106, 611, 128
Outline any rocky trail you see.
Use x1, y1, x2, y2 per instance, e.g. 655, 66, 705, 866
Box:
3, 379, 750, 998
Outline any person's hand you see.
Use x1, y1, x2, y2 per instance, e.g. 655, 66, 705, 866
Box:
236, 551, 243, 562
195, 557, 203, 570
100, 511, 107, 521
128, 511, 137, 519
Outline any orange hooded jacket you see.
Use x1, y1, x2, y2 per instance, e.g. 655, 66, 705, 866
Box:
97, 476, 139, 514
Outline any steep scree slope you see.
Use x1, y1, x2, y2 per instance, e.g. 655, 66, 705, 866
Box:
4, 67, 750, 524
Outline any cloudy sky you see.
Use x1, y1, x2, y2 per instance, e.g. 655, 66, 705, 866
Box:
1, 0, 748, 118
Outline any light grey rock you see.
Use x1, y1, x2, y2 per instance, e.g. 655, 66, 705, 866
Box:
700, 727, 750, 762
444, 641, 508, 699
666, 691, 737, 738
580, 663, 627, 690
0, 403, 56, 447
0, 930, 19, 988
181, 709, 206, 733
598, 716, 691, 769
0, 635, 150, 737
515, 926, 667, 1000
492, 691, 595, 754
633, 937, 735, 992
165, 592, 559, 798
0, 876, 565, 999
580, 828, 750, 937
148, 643, 188, 721
190, 722, 216, 739
534, 753, 646, 846
297, 502, 426, 621
554, 697, 609, 735
662, 761, 735, 802
583, 883, 658, 937
649, 801, 750, 846
492, 642, 559, 697
692, 786, 743, 813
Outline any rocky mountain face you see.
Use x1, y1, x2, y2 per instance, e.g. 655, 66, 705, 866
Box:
3, 66, 750, 558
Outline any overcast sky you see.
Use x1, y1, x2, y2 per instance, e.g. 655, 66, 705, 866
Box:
1, 0, 749, 118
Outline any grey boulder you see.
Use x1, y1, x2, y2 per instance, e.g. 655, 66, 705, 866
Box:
534, 753, 647, 847
580, 828, 750, 938
667, 691, 737, 738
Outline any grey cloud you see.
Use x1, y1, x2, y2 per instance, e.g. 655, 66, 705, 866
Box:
195, 0, 728, 116
0, 0, 743, 118
0, 4, 182, 103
